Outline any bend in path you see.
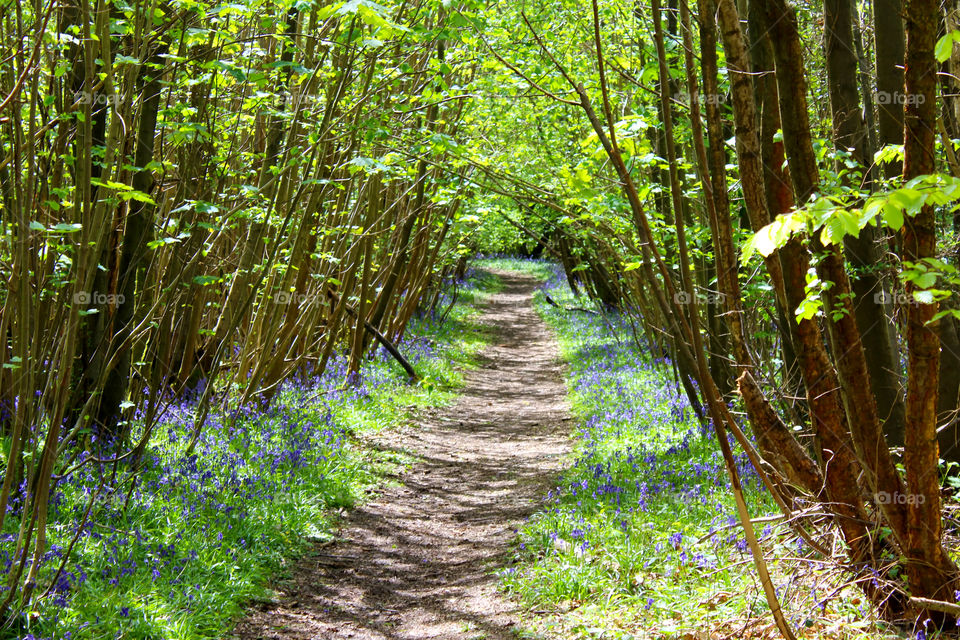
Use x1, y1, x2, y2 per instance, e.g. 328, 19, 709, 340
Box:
233, 270, 570, 640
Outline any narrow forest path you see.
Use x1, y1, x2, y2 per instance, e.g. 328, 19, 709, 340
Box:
233, 271, 571, 640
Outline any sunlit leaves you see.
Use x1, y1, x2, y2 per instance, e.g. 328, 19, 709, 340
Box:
742, 211, 805, 261
743, 174, 960, 264
318, 0, 409, 38
900, 258, 959, 308
50, 223, 83, 234
874, 144, 904, 167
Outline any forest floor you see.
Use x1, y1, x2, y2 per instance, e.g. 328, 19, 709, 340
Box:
232, 271, 569, 640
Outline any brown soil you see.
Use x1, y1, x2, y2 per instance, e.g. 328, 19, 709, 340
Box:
232, 270, 571, 640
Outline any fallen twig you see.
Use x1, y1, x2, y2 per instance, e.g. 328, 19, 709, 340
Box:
909, 596, 960, 616
327, 291, 420, 383
543, 293, 600, 315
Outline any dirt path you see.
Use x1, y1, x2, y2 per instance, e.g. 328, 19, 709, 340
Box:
233, 271, 570, 640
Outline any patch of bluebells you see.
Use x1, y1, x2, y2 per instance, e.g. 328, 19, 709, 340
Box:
504, 264, 774, 612
4, 275, 487, 639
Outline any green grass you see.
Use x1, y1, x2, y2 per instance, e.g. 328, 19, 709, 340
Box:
474, 256, 556, 282
13, 269, 498, 640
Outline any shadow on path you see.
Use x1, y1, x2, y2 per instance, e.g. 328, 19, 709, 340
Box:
232, 271, 570, 640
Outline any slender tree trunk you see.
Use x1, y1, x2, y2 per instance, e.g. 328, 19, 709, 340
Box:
825, 0, 906, 447
875, 0, 906, 177
694, 0, 822, 496
95, 46, 165, 434
901, 0, 959, 606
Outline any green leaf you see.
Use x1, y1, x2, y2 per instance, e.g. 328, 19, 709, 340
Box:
932, 309, 960, 323
148, 235, 189, 250
819, 207, 861, 245
743, 212, 804, 262
118, 190, 156, 204
90, 178, 133, 191
316, 1, 342, 20
914, 272, 938, 289
888, 188, 924, 215
195, 201, 219, 214
267, 60, 310, 74
937, 31, 959, 63
51, 223, 82, 233
913, 289, 935, 304
881, 202, 904, 231
213, 59, 247, 82
874, 145, 904, 166
795, 296, 822, 322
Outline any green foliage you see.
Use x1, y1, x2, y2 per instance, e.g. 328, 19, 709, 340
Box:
742, 174, 960, 320
745, 174, 960, 263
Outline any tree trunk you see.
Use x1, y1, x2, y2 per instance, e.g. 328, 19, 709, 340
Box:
94, 47, 165, 435
875, 0, 906, 177
825, 0, 906, 446
901, 0, 959, 606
